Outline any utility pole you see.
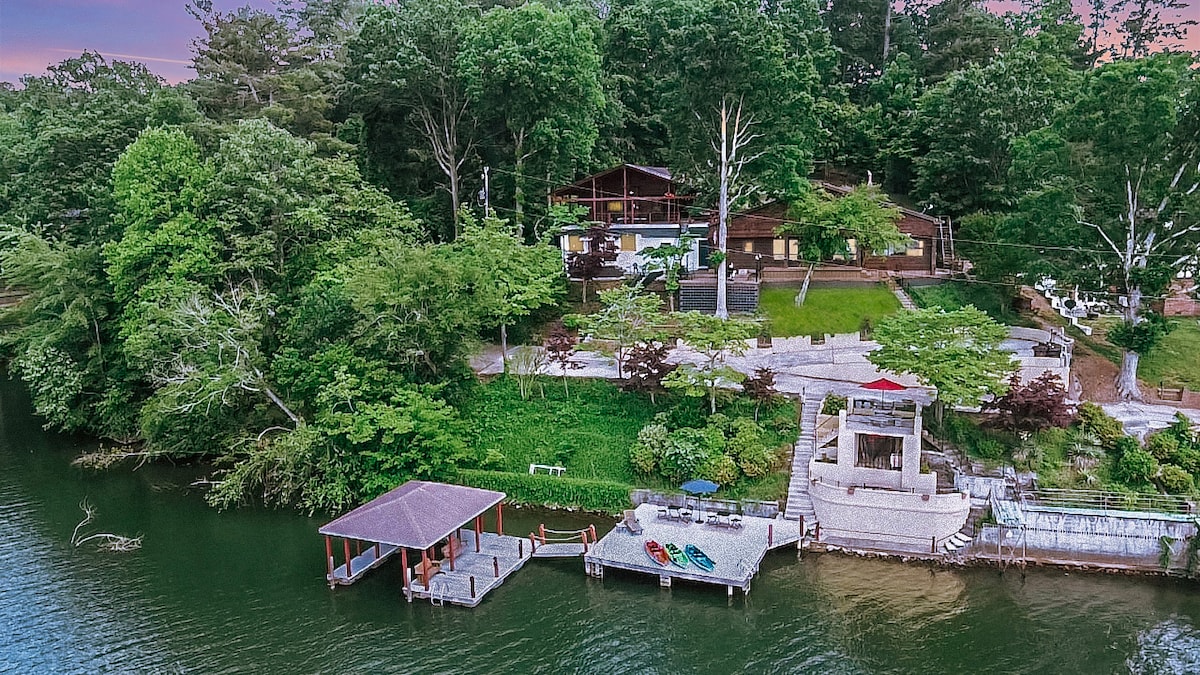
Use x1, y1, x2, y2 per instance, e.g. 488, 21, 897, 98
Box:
481, 166, 491, 215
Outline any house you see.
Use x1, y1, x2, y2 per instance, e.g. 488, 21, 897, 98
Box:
808, 382, 970, 553
554, 164, 708, 275
723, 182, 947, 274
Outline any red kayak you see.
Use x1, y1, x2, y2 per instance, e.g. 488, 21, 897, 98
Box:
644, 540, 670, 567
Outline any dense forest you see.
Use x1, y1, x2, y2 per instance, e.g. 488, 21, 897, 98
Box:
0, 0, 1196, 511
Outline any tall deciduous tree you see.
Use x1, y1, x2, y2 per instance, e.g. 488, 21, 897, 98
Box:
661, 0, 821, 318
867, 306, 1015, 419
1008, 54, 1200, 400
455, 212, 564, 368
573, 286, 665, 378
460, 2, 605, 228
346, 0, 480, 235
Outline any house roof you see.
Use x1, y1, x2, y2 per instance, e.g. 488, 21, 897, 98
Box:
555, 164, 675, 194
728, 184, 943, 239
318, 481, 504, 550
817, 182, 941, 224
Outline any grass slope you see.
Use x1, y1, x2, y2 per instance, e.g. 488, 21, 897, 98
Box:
1139, 319, 1200, 388
907, 280, 1033, 326
458, 378, 654, 483
760, 285, 901, 336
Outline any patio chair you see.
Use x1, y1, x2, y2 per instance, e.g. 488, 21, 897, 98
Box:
623, 509, 643, 535
667, 505, 681, 520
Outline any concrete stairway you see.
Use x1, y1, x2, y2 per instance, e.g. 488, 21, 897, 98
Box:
943, 501, 989, 554
783, 392, 823, 527
885, 277, 917, 310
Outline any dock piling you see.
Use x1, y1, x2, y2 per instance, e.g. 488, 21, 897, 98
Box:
493, 556, 500, 578
519, 540, 524, 558
470, 576, 476, 599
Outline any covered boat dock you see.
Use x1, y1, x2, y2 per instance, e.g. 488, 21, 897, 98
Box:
319, 480, 531, 607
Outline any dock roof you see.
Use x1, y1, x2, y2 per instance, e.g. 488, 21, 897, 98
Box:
319, 481, 505, 550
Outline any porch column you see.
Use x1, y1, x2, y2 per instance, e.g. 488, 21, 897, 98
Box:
475, 516, 482, 552
325, 536, 333, 580
497, 503, 504, 537
401, 548, 411, 601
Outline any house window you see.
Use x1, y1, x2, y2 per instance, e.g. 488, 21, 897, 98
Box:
772, 238, 786, 259
620, 234, 637, 252
607, 201, 624, 213
566, 235, 583, 252
905, 240, 925, 257
743, 241, 755, 253
856, 434, 902, 470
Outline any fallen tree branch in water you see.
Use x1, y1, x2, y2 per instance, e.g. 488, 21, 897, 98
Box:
71, 500, 142, 552
72, 446, 155, 471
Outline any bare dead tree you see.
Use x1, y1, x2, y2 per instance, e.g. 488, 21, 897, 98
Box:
711, 96, 763, 318
71, 500, 142, 552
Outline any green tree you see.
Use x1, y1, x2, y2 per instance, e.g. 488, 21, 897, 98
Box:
777, 183, 908, 262
660, 0, 821, 318
867, 306, 1015, 420
664, 311, 758, 414
455, 212, 564, 368
346, 0, 481, 235
460, 2, 605, 228
573, 286, 665, 378
638, 236, 695, 311
1007, 54, 1200, 400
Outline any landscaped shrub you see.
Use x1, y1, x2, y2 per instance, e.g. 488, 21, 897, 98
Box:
630, 423, 669, 474
1116, 448, 1160, 486
454, 469, 631, 512
659, 427, 716, 482
699, 453, 740, 485
1078, 402, 1125, 449
1171, 446, 1200, 475
973, 438, 1007, 461
736, 444, 777, 478
1111, 436, 1141, 460
1147, 433, 1181, 464
1159, 464, 1195, 495
987, 372, 1074, 431
822, 395, 847, 416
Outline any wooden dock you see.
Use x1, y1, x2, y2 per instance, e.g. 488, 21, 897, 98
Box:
584, 504, 800, 596
328, 542, 400, 585
406, 530, 531, 608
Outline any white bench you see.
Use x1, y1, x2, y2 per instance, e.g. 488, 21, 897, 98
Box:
528, 464, 566, 477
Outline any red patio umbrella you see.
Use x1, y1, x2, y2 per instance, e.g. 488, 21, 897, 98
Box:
861, 378, 907, 391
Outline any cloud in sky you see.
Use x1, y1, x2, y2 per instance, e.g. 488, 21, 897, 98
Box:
0, 0, 272, 84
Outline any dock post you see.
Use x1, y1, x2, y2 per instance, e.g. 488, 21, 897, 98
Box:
497, 503, 504, 536
529, 534, 537, 554
475, 516, 482, 552
519, 539, 524, 558
402, 548, 411, 602
539, 523, 546, 543
582, 531, 589, 554
931, 536, 937, 554
356, 540, 362, 557
374, 542, 380, 559
325, 536, 333, 583
660, 575, 671, 588
448, 537, 456, 572
344, 539, 352, 578
589, 524, 596, 542
727, 585, 733, 598
493, 556, 499, 578
799, 516, 805, 538
470, 576, 476, 599
768, 523, 774, 547
815, 522, 821, 541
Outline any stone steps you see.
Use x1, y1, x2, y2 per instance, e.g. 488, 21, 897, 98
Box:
783, 393, 823, 526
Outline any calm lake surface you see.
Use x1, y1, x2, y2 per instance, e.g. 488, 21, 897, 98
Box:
3, 380, 1200, 674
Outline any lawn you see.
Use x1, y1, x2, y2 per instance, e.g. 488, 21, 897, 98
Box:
760, 284, 901, 336
458, 378, 654, 483
455, 377, 798, 503
1139, 319, 1200, 389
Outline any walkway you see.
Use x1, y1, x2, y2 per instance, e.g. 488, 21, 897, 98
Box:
783, 391, 821, 525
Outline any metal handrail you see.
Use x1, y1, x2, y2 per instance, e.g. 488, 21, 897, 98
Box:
1021, 488, 1194, 515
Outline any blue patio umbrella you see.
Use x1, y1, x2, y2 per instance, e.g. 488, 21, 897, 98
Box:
680, 479, 720, 523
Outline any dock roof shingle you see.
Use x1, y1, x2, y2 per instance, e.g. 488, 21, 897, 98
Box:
319, 481, 505, 550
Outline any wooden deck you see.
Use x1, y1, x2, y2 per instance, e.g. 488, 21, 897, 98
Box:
584, 504, 799, 596
406, 530, 531, 608
328, 543, 400, 586
532, 543, 587, 558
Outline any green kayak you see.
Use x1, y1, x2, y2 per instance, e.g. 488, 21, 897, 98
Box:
664, 542, 690, 568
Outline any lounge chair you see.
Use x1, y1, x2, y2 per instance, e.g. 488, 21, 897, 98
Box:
623, 509, 643, 535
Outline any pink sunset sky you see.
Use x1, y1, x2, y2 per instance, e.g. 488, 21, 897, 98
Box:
1, 0, 1198, 85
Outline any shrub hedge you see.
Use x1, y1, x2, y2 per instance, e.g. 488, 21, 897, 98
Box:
453, 469, 632, 513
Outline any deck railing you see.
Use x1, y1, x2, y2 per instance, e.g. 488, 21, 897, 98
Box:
1020, 488, 1195, 515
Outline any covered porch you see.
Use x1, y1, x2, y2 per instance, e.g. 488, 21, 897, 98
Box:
319, 480, 527, 606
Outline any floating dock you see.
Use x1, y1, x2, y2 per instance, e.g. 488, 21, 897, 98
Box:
405, 530, 531, 607
584, 503, 800, 596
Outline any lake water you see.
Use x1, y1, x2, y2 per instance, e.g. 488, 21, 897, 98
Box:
2, 380, 1200, 674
